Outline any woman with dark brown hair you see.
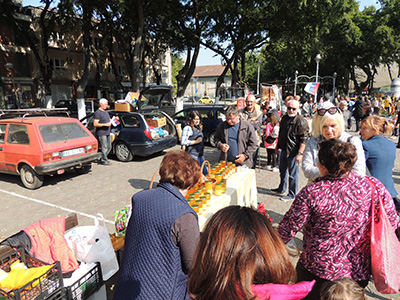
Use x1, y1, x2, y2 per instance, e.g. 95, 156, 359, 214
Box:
264, 110, 280, 172
278, 139, 399, 299
114, 150, 201, 300
181, 110, 207, 175
188, 206, 315, 300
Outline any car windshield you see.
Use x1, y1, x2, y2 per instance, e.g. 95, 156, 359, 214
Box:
39, 122, 90, 144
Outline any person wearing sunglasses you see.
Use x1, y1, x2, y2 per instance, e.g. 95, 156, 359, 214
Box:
302, 102, 366, 182
270, 98, 309, 201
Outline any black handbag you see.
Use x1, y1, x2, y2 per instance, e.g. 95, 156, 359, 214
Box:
265, 136, 275, 144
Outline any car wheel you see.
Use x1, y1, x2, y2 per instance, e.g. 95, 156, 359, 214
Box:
199, 100, 203, 104
115, 142, 133, 162
209, 131, 217, 147
20, 164, 44, 189
75, 164, 92, 174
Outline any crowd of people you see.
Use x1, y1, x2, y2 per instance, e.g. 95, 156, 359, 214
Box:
108, 92, 400, 299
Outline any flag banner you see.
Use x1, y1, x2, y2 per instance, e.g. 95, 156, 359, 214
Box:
304, 82, 320, 95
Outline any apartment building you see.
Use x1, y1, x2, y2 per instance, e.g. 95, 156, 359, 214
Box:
0, 3, 172, 109
0, 6, 35, 109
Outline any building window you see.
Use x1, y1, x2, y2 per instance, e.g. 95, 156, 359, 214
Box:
118, 65, 126, 76
14, 31, 27, 47
108, 65, 115, 75
16, 53, 31, 77
162, 70, 168, 79
50, 59, 66, 71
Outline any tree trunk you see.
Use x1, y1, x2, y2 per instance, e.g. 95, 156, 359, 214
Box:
3, 2, 54, 107
231, 57, 240, 87
387, 63, 393, 82
176, 43, 200, 98
132, 0, 145, 92
240, 52, 246, 83
152, 66, 162, 85
76, 0, 93, 119
216, 50, 239, 99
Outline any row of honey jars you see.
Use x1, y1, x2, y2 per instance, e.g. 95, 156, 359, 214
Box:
187, 191, 211, 214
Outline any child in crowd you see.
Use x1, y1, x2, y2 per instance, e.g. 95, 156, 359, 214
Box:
264, 109, 280, 172
188, 206, 314, 300
320, 277, 366, 300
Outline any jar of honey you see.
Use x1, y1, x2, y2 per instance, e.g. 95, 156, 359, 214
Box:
191, 204, 200, 213
187, 196, 195, 205
205, 180, 213, 193
215, 172, 223, 183
220, 179, 227, 193
214, 183, 223, 196
204, 192, 211, 202
194, 190, 201, 200
200, 196, 207, 209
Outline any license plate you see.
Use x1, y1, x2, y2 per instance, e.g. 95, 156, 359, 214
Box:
62, 148, 84, 157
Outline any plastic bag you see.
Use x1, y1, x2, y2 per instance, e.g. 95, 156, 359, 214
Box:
65, 213, 119, 281
369, 179, 400, 294
0, 260, 53, 290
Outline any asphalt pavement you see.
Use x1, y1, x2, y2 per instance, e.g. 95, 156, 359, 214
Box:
0, 136, 399, 299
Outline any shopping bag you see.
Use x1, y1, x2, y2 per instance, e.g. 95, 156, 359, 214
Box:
65, 213, 119, 281
0, 260, 53, 290
369, 179, 400, 294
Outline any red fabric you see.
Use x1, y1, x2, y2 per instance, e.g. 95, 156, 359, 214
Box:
251, 280, 315, 300
23, 217, 79, 273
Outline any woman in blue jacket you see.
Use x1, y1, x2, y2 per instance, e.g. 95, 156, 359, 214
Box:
114, 150, 201, 300
360, 115, 400, 211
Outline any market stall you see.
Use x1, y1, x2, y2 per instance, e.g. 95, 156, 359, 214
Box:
198, 168, 257, 231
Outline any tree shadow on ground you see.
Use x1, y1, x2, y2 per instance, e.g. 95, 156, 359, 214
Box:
128, 178, 154, 190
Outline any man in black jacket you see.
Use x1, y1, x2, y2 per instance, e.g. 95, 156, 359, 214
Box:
353, 96, 366, 132
270, 98, 309, 201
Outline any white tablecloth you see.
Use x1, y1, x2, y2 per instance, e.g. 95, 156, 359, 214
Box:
198, 168, 258, 231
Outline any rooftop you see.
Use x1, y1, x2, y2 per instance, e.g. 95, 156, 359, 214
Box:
193, 65, 231, 78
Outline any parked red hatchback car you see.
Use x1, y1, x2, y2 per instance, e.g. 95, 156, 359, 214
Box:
0, 110, 101, 189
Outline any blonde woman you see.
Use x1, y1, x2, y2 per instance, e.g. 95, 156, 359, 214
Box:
302, 102, 366, 182
360, 115, 400, 211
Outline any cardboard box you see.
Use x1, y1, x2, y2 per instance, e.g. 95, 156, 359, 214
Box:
146, 117, 167, 128
115, 102, 133, 112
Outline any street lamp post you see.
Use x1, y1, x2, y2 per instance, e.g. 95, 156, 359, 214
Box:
332, 72, 337, 100
257, 58, 261, 95
314, 54, 321, 103
294, 70, 298, 96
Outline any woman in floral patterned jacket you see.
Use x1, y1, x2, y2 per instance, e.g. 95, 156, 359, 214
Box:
278, 139, 399, 299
